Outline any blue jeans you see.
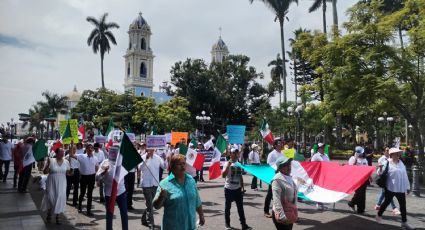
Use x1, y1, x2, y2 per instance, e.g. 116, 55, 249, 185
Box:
376, 188, 396, 209
105, 192, 128, 230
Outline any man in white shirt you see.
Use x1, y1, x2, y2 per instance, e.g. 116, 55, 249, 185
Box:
65, 144, 81, 206
94, 143, 106, 203
249, 144, 260, 190
138, 148, 166, 229
311, 143, 330, 162
0, 137, 14, 182
71, 143, 98, 216
264, 139, 283, 218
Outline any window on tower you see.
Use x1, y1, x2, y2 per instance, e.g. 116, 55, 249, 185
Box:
129, 41, 132, 49
127, 63, 130, 77
140, 63, 147, 78
141, 38, 146, 50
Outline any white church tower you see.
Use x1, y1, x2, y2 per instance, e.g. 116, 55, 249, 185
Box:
124, 12, 154, 97
211, 28, 229, 63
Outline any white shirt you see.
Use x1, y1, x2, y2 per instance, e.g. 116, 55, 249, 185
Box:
248, 150, 260, 164
0, 142, 13, 161
96, 160, 126, 196
66, 152, 80, 169
311, 153, 330, 162
94, 150, 106, 164
378, 155, 388, 166
22, 144, 35, 167
348, 156, 368, 166
385, 159, 410, 193
76, 154, 98, 175
267, 149, 281, 170
138, 154, 165, 187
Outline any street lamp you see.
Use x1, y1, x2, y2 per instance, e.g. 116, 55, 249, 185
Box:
377, 112, 394, 147
196, 111, 211, 141
7, 118, 15, 142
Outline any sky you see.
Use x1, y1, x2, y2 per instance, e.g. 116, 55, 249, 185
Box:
0, 0, 358, 124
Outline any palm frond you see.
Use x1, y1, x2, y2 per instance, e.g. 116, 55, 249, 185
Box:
86, 17, 100, 27
309, 0, 323, 13
105, 22, 120, 29
100, 13, 109, 24
104, 31, 117, 45
87, 28, 99, 46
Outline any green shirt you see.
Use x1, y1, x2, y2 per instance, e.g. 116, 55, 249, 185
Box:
155, 173, 202, 230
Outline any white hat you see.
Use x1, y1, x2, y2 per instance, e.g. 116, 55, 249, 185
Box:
355, 146, 364, 154
389, 148, 402, 155
318, 143, 325, 148
251, 144, 258, 149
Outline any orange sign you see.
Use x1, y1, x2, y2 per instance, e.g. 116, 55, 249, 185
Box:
171, 132, 189, 146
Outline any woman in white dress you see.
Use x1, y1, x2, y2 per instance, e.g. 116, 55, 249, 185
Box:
41, 147, 72, 224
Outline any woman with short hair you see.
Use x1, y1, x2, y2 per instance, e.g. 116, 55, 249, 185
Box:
153, 154, 205, 230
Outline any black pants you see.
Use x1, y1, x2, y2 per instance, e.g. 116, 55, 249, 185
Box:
124, 172, 135, 207
79, 174, 95, 212
199, 168, 205, 181
18, 164, 32, 192
348, 181, 368, 213
224, 188, 247, 227
13, 164, 19, 187
378, 188, 407, 222
251, 163, 259, 189
159, 168, 163, 181
264, 184, 273, 214
272, 210, 293, 230
0, 160, 10, 181
66, 169, 80, 205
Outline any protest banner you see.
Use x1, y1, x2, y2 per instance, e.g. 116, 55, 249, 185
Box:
199, 150, 227, 168
94, 135, 106, 144
146, 135, 167, 149
126, 133, 136, 142
171, 132, 188, 146
226, 125, 246, 144
59, 119, 79, 144
165, 133, 172, 143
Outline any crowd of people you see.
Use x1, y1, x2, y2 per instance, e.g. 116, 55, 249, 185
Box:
0, 133, 417, 230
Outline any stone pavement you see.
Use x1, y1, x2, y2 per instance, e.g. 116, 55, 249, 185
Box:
1, 162, 424, 230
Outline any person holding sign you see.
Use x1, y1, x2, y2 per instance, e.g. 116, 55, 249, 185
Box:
153, 154, 205, 230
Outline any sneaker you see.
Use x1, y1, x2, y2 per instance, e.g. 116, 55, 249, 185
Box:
374, 205, 380, 210
264, 213, 272, 218
348, 203, 356, 213
401, 222, 414, 230
242, 225, 252, 230
225, 225, 232, 230
392, 208, 401, 215
375, 215, 382, 224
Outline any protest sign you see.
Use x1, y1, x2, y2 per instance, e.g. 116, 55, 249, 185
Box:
94, 135, 106, 144
126, 133, 136, 142
283, 148, 295, 159
171, 132, 188, 146
146, 135, 167, 149
165, 133, 172, 143
199, 150, 227, 168
59, 119, 79, 144
226, 125, 246, 144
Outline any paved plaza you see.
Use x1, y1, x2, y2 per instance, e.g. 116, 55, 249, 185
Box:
0, 163, 424, 230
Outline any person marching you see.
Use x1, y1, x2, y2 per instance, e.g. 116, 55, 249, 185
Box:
347, 146, 369, 214
65, 144, 80, 206
249, 143, 260, 190
18, 137, 36, 193
310, 143, 329, 210
138, 148, 166, 229
94, 143, 107, 203
265, 139, 284, 218
222, 147, 252, 230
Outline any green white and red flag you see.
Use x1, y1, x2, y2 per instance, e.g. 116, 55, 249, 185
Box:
209, 134, 227, 180
108, 132, 142, 213
260, 118, 274, 145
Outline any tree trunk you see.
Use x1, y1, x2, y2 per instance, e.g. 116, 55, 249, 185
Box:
398, 27, 404, 50
332, 0, 338, 30
322, 0, 327, 34
101, 54, 105, 88
279, 19, 287, 104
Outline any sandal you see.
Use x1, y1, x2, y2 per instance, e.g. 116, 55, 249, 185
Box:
56, 215, 61, 225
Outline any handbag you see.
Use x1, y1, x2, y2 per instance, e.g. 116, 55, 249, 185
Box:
376, 161, 389, 188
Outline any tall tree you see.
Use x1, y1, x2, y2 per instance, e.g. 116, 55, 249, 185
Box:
267, 54, 284, 99
249, 0, 299, 104
38, 91, 68, 116
332, 0, 338, 30
308, 0, 328, 33
86, 13, 119, 88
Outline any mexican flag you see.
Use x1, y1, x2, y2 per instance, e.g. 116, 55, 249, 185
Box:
179, 143, 205, 170
236, 161, 375, 203
108, 132, 142, 213
260, 118, 274, 145
209, 134, 227, 180
78, 124, 85, 140
33, 139, 48, 161
106, 118, 114, 149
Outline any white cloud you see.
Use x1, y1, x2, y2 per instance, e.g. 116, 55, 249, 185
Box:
0, 0, 358, 123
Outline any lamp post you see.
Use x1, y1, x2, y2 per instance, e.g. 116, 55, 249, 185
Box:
7, 118, 15, 142
196, 111, 211, 141
377, 112, 394, 147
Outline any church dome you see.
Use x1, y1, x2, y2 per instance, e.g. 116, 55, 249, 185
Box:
66, 85, 81, 102
130, 12, 150, 30
212, 36, 228, 52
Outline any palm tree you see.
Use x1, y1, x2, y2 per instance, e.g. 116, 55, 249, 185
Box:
268, 54, 284, 102
38, 91, 68, 139
308, 0, 338, 33
86, 13, 119, 88
249, 0, 299, 104
28, 104, 48, 139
